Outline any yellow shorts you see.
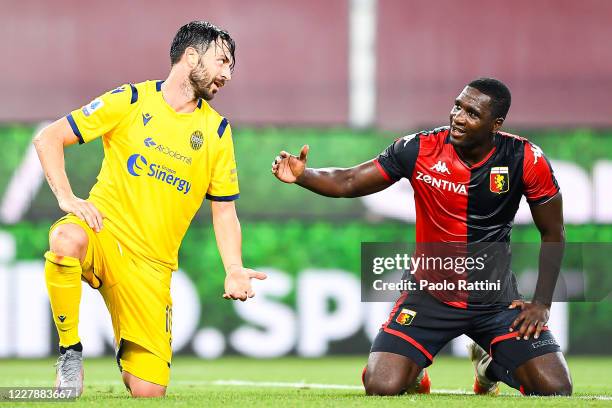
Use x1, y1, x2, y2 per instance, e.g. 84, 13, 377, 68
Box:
49, 214, 173, 386
119, 341, 170, 387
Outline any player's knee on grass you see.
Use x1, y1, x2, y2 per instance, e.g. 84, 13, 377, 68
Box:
365, 376, 412, 396
364, 352, 421, 396
50, 223, 88, 261
119, 341, 169, 397
520, 373, 573, 396
544, 378, 572, 396
514, 352, 573, 396
122, 371, 166, 398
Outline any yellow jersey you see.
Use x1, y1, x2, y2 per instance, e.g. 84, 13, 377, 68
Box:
66, 80, 239, 271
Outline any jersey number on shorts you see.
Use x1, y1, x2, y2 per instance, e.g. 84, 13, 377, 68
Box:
165, 305, 173, 346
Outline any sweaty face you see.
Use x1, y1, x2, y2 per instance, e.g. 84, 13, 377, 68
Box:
188, 39, 233, 101
449, 87, 498, 149
189, 60, 216, 101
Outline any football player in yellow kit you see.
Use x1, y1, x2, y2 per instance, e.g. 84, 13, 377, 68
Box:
33, 21, 266, 398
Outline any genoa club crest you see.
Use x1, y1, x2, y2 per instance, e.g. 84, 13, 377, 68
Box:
396, 308, 417, 326
490, 166, 509, 194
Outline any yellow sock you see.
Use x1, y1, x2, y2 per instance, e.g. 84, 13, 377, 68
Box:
44, 251, 82, 347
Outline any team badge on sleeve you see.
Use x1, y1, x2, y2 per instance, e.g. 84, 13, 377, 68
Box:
490, 166, 510, 194
81, 98, 104, 117
396, 308, 417, 326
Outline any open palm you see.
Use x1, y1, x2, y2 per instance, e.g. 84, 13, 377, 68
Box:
271, 145, 309, 184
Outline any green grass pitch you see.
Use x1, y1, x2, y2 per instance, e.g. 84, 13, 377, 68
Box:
1, 356, 611, 407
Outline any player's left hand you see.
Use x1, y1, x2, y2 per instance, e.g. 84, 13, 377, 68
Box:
223, 267, 267, 301
508, 300, 550, 340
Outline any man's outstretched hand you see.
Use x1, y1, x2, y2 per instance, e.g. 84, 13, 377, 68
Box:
223, 267, 268, 301
271, 145, 309, 184
509, 300, 551, 340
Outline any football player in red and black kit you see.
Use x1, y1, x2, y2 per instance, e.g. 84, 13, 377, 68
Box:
271, 78, 572, 396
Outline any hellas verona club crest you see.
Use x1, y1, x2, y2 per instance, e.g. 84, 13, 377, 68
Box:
190, 130, 204, 150
490, 166, 509, 194
396, 308, 417, 326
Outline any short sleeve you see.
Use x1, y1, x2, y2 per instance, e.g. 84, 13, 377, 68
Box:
66, 84, 136, 144
375, 133, 421, 182
206, 120, 240, 201
523, 142, 560, 205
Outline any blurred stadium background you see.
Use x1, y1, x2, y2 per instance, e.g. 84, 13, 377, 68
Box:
1, 0, 611, 365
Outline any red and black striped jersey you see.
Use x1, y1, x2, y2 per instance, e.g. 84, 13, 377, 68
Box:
375, 126, 560, 307
376, 126, 559, 243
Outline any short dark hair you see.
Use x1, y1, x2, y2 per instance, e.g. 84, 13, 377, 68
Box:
170, 21, 236, 70
467, 77, 511, 119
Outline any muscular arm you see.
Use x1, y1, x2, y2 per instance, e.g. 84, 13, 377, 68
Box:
33, 117, 104, 231
530, 194, 565, 305
296, 160, 392, 198
272, 145, 393, 198
510, 193, 565, 339
211, 201, 266, 301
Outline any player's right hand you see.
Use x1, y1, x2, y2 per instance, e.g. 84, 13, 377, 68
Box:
58, 195, 104, 232
271, 145, 309, 183
223, 267, 268, 301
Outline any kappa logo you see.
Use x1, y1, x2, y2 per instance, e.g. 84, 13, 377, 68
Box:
396, 308, 417, 326
430, 160, 450, 175
402, 133, 417, 147
531, 338, 557, 349
531, 144, 544, 164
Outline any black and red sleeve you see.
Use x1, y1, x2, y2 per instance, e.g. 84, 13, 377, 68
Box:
523, 142, 560, 205
375, 134, 421, 182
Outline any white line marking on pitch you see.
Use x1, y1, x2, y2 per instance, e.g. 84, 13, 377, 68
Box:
85, 379, 612, 400
209, 380, 473, 395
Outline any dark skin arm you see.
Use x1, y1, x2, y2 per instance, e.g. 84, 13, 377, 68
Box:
509, 193, 565, 340
271, 145, 392, 197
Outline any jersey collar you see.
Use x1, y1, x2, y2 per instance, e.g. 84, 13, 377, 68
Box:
155, 80, 204, 112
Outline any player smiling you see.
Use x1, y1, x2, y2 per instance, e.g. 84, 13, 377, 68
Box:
272, 78, 572, 396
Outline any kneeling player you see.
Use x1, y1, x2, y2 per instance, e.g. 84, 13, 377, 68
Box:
34, 21, 266, 397
272, 78, 572, 396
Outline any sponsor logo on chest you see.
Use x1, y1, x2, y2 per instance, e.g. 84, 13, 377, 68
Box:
142, 136, 193, 165
126, 153, 191, 195
416, 171, 467, 195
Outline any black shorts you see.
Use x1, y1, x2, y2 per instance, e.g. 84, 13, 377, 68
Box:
371, 291, 561, 371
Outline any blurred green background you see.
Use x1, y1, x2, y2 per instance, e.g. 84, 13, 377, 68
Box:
1, 125, 611, 355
